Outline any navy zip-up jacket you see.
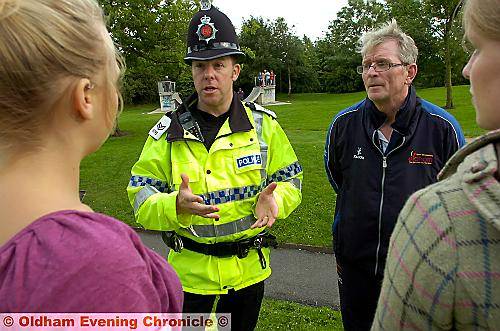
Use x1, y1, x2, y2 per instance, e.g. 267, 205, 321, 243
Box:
324, 86, 466, 276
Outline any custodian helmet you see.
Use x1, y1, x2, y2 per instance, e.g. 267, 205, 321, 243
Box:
184, 1, 245, 63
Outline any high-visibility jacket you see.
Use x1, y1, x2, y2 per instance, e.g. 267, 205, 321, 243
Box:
127, 93, 303, 295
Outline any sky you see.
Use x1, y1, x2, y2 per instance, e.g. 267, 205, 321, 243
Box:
213, 0, 349, 41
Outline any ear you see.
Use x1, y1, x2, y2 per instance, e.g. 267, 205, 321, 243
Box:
405, 63, 418, 85
232, 64, 241, 81
73, 78, 95, 120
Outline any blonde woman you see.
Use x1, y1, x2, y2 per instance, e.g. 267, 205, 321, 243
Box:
0, 0, 182, 312
372, 0, 500, 329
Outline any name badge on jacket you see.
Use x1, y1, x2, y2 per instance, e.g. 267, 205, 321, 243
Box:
236, 154, 262, 169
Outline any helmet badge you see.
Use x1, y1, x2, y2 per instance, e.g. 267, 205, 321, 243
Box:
200, 0, 212, 10
196, 15, 218, 44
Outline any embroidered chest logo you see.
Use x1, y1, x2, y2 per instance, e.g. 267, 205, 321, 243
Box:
236, 154, 262, 169
408, 151, 434, 165
353, 147, 365, 160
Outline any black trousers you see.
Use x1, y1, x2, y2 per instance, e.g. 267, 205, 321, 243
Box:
336, 259, 383, 331
183, 281, 265, 331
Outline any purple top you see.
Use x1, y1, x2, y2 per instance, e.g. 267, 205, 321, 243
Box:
0, 210, 183, 312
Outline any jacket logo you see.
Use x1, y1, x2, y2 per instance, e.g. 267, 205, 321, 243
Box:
353, 147, 365, 160
408, 151, 434, 165
237, 154, 262, 169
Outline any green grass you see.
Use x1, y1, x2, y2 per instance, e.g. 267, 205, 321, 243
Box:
256, 299, 343, 330
81, 85, 481, 247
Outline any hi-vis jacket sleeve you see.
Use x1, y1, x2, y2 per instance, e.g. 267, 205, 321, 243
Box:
261, 116, 303, 219
127, 136, 189, 231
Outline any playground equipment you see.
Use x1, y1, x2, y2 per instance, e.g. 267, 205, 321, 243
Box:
157, 79, 182, 112
244, 85, 276, 105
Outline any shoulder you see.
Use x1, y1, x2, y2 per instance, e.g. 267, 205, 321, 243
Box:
0, 211, 182, 312
330, 100, 365, 127
149, 113, 173, 140
440, 130, 500, 180
3, 211, 144, 261
245, 101, 277, 119
327, 100, 365, 135
419, 99, 464, 136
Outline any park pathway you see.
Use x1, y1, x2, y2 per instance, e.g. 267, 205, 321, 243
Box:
136, 230, 340, 309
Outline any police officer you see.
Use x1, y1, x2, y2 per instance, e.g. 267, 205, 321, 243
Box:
127, 2, 303, 329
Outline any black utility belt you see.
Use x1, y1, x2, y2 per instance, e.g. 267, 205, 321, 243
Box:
161, 231, 278, 269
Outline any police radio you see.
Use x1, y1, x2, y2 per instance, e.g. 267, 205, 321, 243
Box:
179, 112, 204, 142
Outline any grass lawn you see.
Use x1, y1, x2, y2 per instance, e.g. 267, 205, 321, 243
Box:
255, 299, 343, 330
81, 85, 481, 247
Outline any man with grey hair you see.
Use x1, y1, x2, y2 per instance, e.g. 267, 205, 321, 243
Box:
324, 20, 465, 330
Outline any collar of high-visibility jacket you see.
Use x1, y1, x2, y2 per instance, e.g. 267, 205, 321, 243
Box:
166, 91, 253, 142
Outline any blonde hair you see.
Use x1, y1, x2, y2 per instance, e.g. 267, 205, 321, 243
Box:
358, 19, 418, 65
463, 0, 500, 41
0, 0, 124, 152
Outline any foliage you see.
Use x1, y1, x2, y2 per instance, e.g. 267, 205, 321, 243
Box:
238, 16, 319, 95
81, 86, 481, 249
101, 0, 198, 104
312, 0, 468, 102
99, 0, 471, 105
317, 0, 389, 93
387, 0, 467, 108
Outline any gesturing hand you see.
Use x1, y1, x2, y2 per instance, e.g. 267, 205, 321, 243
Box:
251, 182, 279, 229
176, 174, 219, 219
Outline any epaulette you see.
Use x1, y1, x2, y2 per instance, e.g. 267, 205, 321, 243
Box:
148, 113, 172, 140
245, 101, 277, 119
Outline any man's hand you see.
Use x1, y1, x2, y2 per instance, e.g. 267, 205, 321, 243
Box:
176, 174, 219, 219
251, 182, 279, 228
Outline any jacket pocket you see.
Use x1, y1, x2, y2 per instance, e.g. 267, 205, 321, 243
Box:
172, 161, 200, 186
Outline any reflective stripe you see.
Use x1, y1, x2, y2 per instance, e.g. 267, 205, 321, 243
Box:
286, 177, 302, 190
129, 175, 170, 193
199, 161, 303, 206
188, 215, 256, 238
251, 110, 268, 182
267, 161, 303, 185
133, 185, 160, 212
199, 185, 261, 205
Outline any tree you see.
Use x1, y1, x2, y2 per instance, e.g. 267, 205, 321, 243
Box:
388, 0, 466, 109
317, 0, 389, 93
239, 16, 310, 95
271, 18, 304, 95
101, 0, 197, 104
238, 17, 277, 91
425, 0, 463, 109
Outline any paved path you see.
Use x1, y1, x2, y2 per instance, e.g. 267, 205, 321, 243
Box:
137, 230, 340, 309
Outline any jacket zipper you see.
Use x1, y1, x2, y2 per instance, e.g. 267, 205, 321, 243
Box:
372, 131, 405, 276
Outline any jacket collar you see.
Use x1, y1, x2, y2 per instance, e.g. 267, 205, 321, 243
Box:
166, 92, 253, 142
439, 129, 500, 180
364, 85, 419, 136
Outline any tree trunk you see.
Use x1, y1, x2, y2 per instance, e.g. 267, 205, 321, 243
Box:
111, 124, 125, 137
444, 19, 454, 109
287, 66, 292, 96
279, 69, 282, 93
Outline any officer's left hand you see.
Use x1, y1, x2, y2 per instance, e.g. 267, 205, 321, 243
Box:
252, 182, 278, 228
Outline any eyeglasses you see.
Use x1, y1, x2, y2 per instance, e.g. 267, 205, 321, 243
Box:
356, 62, 408, 74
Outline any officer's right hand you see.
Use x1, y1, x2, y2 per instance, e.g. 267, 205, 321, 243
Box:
176, 174, 220, 219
